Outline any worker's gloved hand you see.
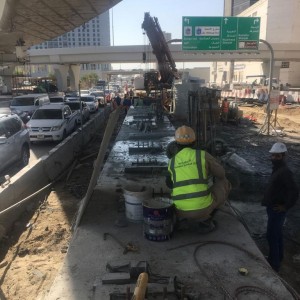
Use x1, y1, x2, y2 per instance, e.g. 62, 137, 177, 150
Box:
166, 141, 180, 159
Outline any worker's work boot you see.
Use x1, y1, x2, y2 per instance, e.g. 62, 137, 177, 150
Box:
209, 209, 218, 219
174, 218, 190, 231
196, 219, 217, 234
175, 217, 216, 234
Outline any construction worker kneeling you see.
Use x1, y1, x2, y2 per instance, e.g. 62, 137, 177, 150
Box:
165, 126, 231, 233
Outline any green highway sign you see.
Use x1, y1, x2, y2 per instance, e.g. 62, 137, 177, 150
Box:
182, 16, 260, 51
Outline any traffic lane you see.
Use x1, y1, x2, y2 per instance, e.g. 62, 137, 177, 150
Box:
0, 108, 103, 182
0, 101, 54, 164
28, 108, 103, 162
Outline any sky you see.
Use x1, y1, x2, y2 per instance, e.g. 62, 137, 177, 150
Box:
109, 0, 224, 69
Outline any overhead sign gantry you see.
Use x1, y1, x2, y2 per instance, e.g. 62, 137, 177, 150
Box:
182, 16, 260, 51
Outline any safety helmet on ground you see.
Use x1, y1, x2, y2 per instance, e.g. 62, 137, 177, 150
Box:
269, 142, 287, 153
175, 126, 196, 145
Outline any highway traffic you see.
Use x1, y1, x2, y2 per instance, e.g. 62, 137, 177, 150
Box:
0, 96, 102, 182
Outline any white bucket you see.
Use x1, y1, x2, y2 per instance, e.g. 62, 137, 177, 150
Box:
123, 185, 151, 222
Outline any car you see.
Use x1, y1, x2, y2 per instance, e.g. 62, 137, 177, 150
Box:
27, 103, 78, 142
65, 100, 90, 124
65, 91, 79, 97
0, 114, 30, 174
49, 96, 65, 103
79, 90, 90, 96
80, 95, 99, 113
90, 91, 106, 107
65, 96, 80, 102
89, 87, 102, 94
10, 93, 50, 123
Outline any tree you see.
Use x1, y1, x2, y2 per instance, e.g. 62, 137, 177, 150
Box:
80, 73, 99, 88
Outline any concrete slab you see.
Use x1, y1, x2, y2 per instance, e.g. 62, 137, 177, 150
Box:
45, 107, 297, 300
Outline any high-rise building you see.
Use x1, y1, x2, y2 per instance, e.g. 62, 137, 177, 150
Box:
32, 11, 111, 73
224, 0, 259, 16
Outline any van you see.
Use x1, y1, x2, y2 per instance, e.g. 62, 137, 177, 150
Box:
10, 93, 50, 122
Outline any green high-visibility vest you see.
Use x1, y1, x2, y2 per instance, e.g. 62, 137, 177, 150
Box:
168, 148, 212, 211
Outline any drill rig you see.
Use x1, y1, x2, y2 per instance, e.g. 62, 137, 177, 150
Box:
141, 12, 180, 117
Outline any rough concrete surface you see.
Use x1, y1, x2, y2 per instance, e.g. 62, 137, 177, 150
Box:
1, 103, 299, 299
44, 106, 299, 300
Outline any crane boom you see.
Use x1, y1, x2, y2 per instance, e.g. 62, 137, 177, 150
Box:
142, 12, 179, 89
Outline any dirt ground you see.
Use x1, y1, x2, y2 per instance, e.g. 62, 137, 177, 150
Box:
240, 103, 300, 138
0, 104, 300, 299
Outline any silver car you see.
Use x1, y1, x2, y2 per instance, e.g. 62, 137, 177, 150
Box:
65, 100, 90, 124
80, 95, 99, 113
0, 114, 30, 174
27, 104, 78, 142
90, 91, 106, 107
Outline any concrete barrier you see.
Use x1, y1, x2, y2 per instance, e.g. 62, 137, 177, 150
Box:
0, 107, 110, 240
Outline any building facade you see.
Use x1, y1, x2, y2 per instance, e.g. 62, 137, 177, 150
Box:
212, 0, 300, 87
31, 11, 111, 77
224, 0, 259, 16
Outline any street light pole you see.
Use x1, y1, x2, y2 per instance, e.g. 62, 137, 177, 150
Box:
78, 82, 84, 147
259, 39, 274, 135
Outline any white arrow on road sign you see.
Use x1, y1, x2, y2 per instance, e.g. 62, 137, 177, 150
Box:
184, 17, 190, 24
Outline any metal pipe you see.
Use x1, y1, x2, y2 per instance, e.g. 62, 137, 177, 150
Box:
0, 182, 53, 217
259, 39, 274, 135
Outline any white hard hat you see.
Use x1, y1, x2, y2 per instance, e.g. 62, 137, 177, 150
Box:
269, 142, 287, 153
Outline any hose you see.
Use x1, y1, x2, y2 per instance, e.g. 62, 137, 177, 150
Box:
168, 240, 300, 300
0, 155, 79, 218
0, 182, 54, 217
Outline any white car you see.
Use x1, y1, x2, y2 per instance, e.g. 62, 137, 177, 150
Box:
65, 100, 90, 124
80, 95, 99, 113
27, 104, 78, 142
79, 90, 90, 96
90, 91, 106, 107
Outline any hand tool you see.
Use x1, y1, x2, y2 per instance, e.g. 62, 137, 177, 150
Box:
103, 232, 138, 254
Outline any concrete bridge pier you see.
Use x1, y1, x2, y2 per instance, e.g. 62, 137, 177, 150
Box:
69, 64, 81, 91
1, 64, 17, 93
53, 64, 69, 92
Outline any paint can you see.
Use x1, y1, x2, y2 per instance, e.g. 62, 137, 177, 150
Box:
143, 197, 175, 242
123, 185, 151, 223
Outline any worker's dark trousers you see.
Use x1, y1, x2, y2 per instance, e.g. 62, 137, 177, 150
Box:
266, 206, 286, 272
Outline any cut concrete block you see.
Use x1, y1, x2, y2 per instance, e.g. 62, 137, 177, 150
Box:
102, 272, 131, 284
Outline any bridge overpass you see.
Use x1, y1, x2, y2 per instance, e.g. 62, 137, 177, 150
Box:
27, 43, 300, 64
1, 42, 299, 92
0, 0, 122, 93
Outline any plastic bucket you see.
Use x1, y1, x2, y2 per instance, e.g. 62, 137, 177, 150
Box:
143, 197, 175, 242
123, 185, 151, 223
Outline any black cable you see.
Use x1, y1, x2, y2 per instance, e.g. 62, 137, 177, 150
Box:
147, 264, 170, 284
225, 200, 252, 234
234, 285, 278, 299
168, 240, 300, 300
